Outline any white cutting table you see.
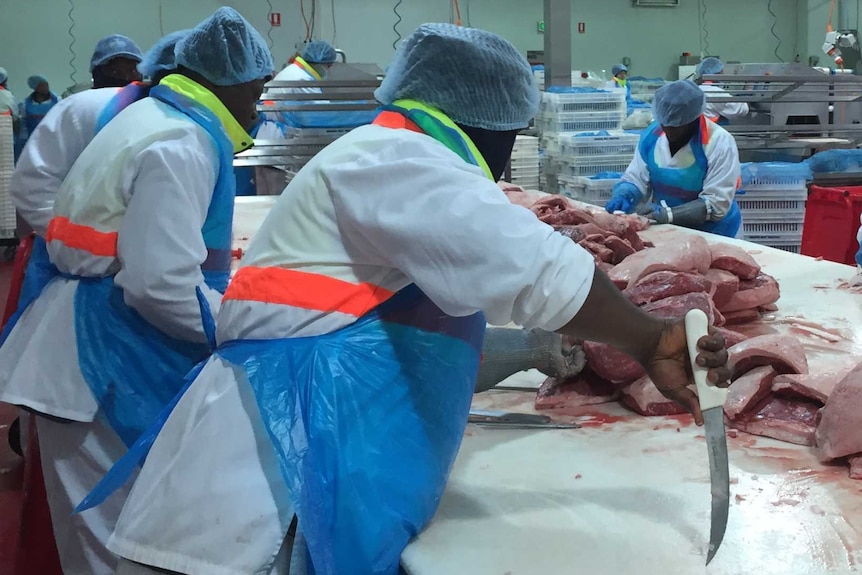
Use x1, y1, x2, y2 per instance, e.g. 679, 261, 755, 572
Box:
232, 199, 862, 575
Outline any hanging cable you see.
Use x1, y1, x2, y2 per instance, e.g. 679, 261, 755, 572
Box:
768, 0, 784, 62
331, 0, 337, 44
158, 0, 165, 36
696, 0, 704, 55
265, 0, 275, 49
68, 0, 78, 85
393, 0, 403, 50
300, 0, 310, 41
310, 0, 316, 39
464, 0, 471, 26
701, 0, 711, 56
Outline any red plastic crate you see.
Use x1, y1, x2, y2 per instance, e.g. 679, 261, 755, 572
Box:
801, 185, 862, 265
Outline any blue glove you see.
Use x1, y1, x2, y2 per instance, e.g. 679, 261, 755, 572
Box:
605, 182, 641, 214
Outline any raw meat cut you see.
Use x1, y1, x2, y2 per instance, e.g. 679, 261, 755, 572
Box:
724, 366, 777, 419
850, 455, 862, 480
620, 376, 689, 416
705, 269, 739, 307
625, 271, 712, 306
608, 235, 711, 289
554, 225, 587, 243
709, 243, 761, 280
729, 395, 821, 446
722, 309, 761, 325
534, 370, 620, 410
641, 292, 718, 326
579, 240, 614, 263
728, 335, 808, 377
771, 357, 858, 404
604, 236, 636, 262
530, 196, 570, 219
583, 341, 644, 385
716, 327, 748, 348
597, 262, 615, 274
719, 274, 780, 313
815, 361, 862, 460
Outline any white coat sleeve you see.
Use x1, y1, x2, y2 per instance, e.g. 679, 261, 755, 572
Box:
715, 100, 750, 120
9, 98, 93, 236
619, 147, 650, 200
113, 131, 221, 344
701, 132, 741, 220
329, 155, 597, 331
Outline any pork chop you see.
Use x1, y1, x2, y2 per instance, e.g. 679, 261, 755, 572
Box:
709, 243, 761, 280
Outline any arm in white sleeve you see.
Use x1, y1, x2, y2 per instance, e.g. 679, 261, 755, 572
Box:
718, 100, 749, 120
331, 154, 597, 331
700, 132, 741, 220
619, 147, 650, 200
10, 96, 96, 236
114, 131, 221, 343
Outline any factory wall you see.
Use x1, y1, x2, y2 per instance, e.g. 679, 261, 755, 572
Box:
0, 0, 801, 101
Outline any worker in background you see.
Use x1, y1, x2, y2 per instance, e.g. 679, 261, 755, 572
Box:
0, 8, 272, 574
102, 23, 730, 575
608, 63, 632, 98
0, 67, 21, 155
606, 80, 742, 238
62, 34, 144, 97
695, 57, 749, 124
19, 75, 59, 145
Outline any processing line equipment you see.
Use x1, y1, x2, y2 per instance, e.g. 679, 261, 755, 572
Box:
699, 63, 862, 153
233, 62, 383, 195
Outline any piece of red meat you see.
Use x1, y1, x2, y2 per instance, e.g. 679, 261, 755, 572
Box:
597, 261, 615, 275
534, 370, 621, 410
816, 360, 862, 461
608, 235, 711, 289
719, 273, 780, 313
722, 309, 762, 325
641, 292, 718, 326
728, 334, 808, 377
850, 455, 862, 480
624, 271, 712, 306
705, 269, 740, 307
554, 225, 588, 243
530, 195, 570, 218
724, 366, 778, 420
604, 236, 636, 263
729, 395, 821, 446
716, 327, 748, 348
709, 243, 761, 280
579, 240, 615, 263
772, 358, 858, 405
583, 341, 644, 385
620, 376, 689, 416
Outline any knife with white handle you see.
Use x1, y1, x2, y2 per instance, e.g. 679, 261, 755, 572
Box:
685, 309, 730, 565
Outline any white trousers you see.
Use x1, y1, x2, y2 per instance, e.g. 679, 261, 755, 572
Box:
37, 414, 135, 575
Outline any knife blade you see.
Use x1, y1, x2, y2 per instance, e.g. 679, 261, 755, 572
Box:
684, 309, 730, 565
468, 409, 581, 429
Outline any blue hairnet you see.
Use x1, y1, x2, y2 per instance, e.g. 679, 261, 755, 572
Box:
27, 75, 48, 90
0, 67, 8, 85
612, 64, 627, 76
175, 7, 274, 87
302, 40, 337, 64
375, 23, 540, 131
653, 80, 704, 127
138, 30, 191, 79
90, 35, 144, 72
696, 57, 724, 77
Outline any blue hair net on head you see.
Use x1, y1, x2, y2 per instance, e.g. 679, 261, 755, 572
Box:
90, 35, 143, 72
375, 23, 540, 131
138, 30, 191, 79
612, 64, 627, 76
696, 57, 724, 77
302, 40, 337, 64
176, 7, 274, 87
27, 75, 48, 90
0, 68, 8, 85
653, 80, 705, 127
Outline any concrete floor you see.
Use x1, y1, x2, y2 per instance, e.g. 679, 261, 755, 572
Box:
0, 260, 25, 572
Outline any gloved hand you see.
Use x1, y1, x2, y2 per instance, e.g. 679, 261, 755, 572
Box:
605, 182, 641, 214
533, 331, 586, 381
637, 201, 672, 224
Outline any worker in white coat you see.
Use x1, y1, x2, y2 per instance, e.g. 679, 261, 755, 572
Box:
606, 80, 743, 238
94, 23, 731, 575
0, 67, 20, 140
3, 29, 190, 348
695, 57, 749, 125
0, 8, 273, 574
62, 35, 144, 98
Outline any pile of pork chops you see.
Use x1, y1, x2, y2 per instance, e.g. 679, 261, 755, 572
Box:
503, 188, 862, 480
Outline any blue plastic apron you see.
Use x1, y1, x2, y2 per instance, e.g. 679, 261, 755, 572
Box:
23, 93, 59, 135
73, 83, 236, 447
0, 83, 152, 345
640, 119, 742, 237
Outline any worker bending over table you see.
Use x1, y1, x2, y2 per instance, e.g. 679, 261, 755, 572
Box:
0, 8, 273, 574
93, 23, 730, 575
606, 80, 743, 238
695, 57, 749, 125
